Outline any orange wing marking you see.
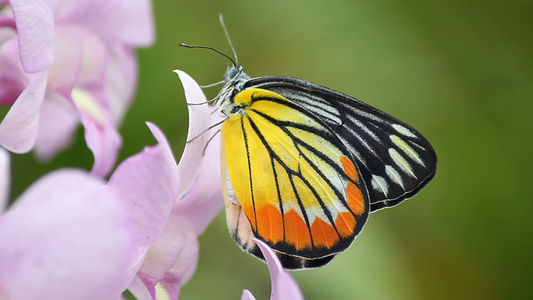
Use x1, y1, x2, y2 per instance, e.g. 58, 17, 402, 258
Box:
335, 212, 356, 238
255, 204, 284, 244
310, 217, 339, 248
341, 156, 365, 215
284, 209, 312, 250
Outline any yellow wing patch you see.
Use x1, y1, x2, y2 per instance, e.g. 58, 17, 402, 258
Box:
222, 88, 369, 260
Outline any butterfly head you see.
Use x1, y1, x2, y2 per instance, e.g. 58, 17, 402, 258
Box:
217, 65, 250, 116
223, 65, 243, 82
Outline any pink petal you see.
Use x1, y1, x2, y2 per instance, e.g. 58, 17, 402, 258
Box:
256, 239, 284, 275
70, 84, 121, 177
0, 170, 132, 300
0, 148, 9, 213
0, 68, 26, 105
30, 27, 85, 161
272, 271, 305, 300
136, 208, 198, 299
126, 275, 153, 300
0, 71, 47, 153
173, 108, 224, 235
108, 122, 180, 262
254, 239, 305, 300
77, 103, 122, 177
9, 0, 55, 73
51, 28, 120, 176
46, 26, 84, 96
104, 45, 137, 124
76, 30, 106, 86
34, 91, 79, 161
158, 230, 199, 295
0, 25, 16, 45
61, 0, 154, 46
0, 35, 27, 105
174, 70, 213, 193
242, 290, 257, 300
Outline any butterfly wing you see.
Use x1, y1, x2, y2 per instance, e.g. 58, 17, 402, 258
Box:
221, 88, 370, 269
243, 76, 437, 211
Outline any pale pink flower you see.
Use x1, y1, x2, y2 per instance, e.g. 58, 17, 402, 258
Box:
0, 0, 154, 177
0, 70, 224, 299
0, 122, 179, 299
0, 170, 134, 299
241, 239, 305, 300
127, 70, 224, 299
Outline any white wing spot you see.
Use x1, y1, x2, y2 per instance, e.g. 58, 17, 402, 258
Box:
347, 114, 380, 142
371, 175, 389, 196
390, 135, 425, 166
392, 124, 417, 138
389, 148, 416, 178
385, 165, 405, 189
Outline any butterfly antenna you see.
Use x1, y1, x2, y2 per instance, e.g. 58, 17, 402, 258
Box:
200, 80, 225, 88
179, 43, 237, 67
186, 116, 228, 143
202, 129, 221, 156
218, 13, 239, 66
186, 97, 218, 106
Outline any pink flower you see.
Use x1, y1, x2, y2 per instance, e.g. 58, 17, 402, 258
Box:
127, 70, 224, 299
0, 0, 154, 177
241, 239, 305, 300
0, 170, 134, 299
0, 123, 179, 299
0, 70, 224, 299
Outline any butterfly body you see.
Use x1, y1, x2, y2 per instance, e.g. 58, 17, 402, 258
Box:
217, 66, 437, 270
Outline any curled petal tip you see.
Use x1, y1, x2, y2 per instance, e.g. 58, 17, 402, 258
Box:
241, 289, 257, 300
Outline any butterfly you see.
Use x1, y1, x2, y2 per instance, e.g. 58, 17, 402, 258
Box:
182, 15, 437, 270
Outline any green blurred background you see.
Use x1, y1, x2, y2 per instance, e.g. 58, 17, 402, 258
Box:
10, 0, 533, 299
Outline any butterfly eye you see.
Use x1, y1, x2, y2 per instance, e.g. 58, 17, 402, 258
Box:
225, 66, 240, 80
